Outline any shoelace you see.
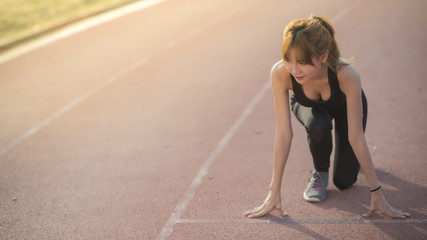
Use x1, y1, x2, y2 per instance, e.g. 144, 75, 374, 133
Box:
308, 171, 323, 189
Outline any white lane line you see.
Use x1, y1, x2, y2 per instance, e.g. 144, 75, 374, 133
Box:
0, 0, 252, 157
166, 13, 232, 48
0, 57, 149, 157
178, 218, 427, 224
158, 83, 271, 240
330, 1, 360, 23
0, 0, 165, 65
158, 3, 364, 239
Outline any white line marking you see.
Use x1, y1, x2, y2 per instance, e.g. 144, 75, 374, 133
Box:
166, 13, 231, 48
158, 3, 364, 239
0, 0, 165, 65
178, 218, 427, 224
330, 2, 360, 23
157, 83, 271, 240
0, 1, 250, 157
0, 57, 148, 156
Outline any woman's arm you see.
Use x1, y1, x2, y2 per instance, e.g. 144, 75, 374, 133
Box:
270, 61, 293, 193
338, 65, 410, 218
244, 60, 293, 218
338, 66, 379, 190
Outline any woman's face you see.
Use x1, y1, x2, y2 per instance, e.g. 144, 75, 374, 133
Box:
284, 48, 323, 85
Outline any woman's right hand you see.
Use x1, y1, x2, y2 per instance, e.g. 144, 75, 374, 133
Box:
243, 190, 287, 218
363, 189, 410, 219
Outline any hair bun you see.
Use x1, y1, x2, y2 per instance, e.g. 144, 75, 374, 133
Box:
310, 15, 335, 37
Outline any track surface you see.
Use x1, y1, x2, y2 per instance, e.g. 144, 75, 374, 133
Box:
0, 0, 426, 239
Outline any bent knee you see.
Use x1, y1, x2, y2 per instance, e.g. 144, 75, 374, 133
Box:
307, 121, 332, 142
333, 176, 357, 190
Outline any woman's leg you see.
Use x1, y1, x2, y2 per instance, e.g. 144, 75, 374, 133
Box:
332, 92, 368, 189
291, 97, 333, 202
291, 98, 333, 172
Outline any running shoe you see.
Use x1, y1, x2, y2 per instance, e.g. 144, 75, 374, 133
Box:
303, 170, 329, 202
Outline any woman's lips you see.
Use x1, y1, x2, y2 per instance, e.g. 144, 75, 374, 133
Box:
295, 76, 304, 81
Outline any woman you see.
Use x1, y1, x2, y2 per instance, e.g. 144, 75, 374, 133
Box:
244, 15, 409, 219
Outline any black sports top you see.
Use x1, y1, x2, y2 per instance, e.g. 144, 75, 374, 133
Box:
290, 67, 347, 108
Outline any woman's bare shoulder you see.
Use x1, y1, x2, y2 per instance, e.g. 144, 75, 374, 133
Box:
337, 63, 362, 93
337, 63, 360, 83
271, 59, 292, 90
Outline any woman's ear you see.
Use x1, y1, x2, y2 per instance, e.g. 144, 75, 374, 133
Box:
321, 50, 329, 63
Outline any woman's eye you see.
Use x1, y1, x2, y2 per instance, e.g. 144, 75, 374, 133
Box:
299, 62, 306, 66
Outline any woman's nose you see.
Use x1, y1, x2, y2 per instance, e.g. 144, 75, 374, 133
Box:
292, 64, 301, 74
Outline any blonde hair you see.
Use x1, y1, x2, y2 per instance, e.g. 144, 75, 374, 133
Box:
282, 15, 349, 72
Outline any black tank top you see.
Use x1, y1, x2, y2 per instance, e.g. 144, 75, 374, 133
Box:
290, 67, 347, 108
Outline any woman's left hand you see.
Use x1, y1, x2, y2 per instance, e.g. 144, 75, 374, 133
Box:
363, 190, 411, 218
243, 190, 287, 218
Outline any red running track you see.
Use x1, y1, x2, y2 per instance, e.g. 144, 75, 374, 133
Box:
0, 0, 426, 239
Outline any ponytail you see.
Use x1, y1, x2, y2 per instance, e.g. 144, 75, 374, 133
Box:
310, 15, 335, 38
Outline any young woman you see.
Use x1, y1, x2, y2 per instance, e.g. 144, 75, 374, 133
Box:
244, 15, 410, 219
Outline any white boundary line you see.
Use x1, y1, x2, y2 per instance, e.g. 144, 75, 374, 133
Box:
329, 1, 360, 23
0, 57, 148, 156
178, 218, 427, 224
158, 83, 271, 240
0, 0, 166, 155
0, 0, 165, 65
158, 3, 364, 239
0, 0, 252, 157
166, 13, 234, 49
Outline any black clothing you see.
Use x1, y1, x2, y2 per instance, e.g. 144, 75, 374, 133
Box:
290, 68, 368, 189
290, 67, 347, 108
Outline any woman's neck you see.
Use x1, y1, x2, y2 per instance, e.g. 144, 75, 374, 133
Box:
310, 64, 329, 83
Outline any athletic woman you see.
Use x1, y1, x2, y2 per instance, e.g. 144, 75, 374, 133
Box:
244, 15, 410, 219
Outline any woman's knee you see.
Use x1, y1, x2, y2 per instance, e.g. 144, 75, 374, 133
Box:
306, 118, 332, 142
333, 174, 358, 190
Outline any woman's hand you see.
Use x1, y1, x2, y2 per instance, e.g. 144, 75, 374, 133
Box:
243, 190, 287, 218
363, 190, 411, 219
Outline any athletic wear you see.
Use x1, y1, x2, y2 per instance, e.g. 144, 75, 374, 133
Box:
291, 68, 347, 108
290, 68, 368, 190
304, 170, 329, 202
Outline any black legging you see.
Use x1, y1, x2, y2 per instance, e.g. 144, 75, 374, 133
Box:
290, 92, 367, 190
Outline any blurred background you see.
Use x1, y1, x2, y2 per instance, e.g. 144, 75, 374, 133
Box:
0, 0, 140, 52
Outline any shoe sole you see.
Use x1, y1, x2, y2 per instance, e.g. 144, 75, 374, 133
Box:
303, 192, 325, 203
